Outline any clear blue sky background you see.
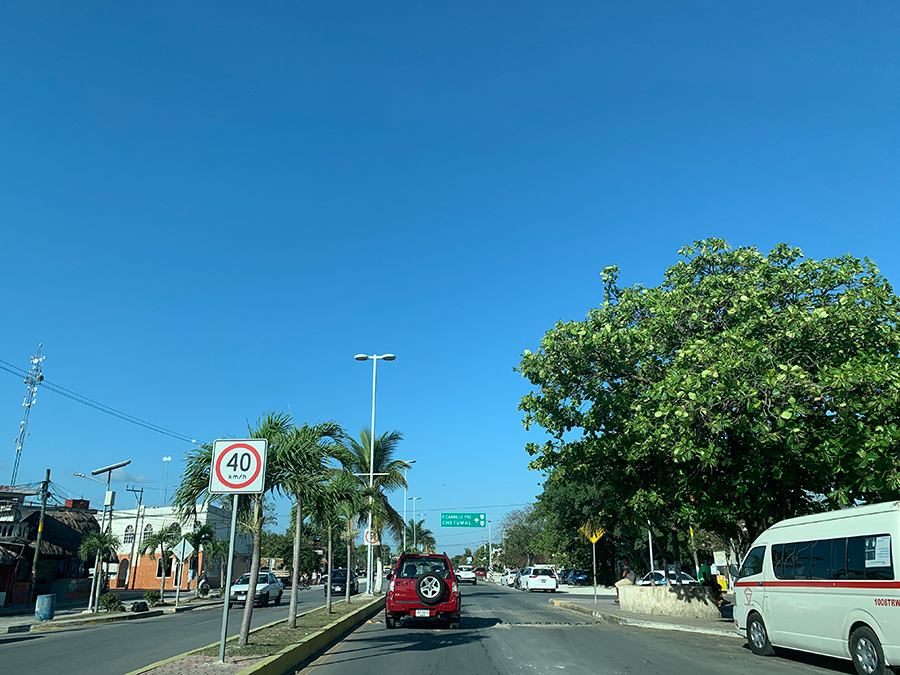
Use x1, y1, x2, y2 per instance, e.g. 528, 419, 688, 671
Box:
1, 2, 898, 556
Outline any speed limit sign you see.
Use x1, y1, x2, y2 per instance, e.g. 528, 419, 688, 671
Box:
209, 439, 268, 494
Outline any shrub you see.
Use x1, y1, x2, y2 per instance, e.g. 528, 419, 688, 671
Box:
143, 590, 161, 607
99, 593, 123, 612
197, 585, 210, 598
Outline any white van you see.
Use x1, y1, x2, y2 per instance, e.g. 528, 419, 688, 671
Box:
734, 501, 900, 675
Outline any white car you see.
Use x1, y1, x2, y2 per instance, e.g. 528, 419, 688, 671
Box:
229, 571, 284, 607
503, 569, 519, 586
519, 565, 558, 592
455, 564, 478, 584
636, 570, 699, 586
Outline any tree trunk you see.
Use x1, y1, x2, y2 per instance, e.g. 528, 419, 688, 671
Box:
345, 524, 352, 605
326, 525, 333, 614
238, 497, 262, 647
159, 545, 166, 601
288, 493, 303, 629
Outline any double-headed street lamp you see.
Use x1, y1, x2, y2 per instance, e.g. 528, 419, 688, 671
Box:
354, 352, 395, 594
401, 460, 416, 551
74, 458, 131, 612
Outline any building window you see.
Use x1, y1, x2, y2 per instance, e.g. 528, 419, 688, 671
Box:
142, 524, 154, 543
156, 557, 173, 578
123, 525, 134, 544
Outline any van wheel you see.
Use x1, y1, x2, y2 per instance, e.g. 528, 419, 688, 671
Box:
747, 614, 776, 656
851, 626, 886, 675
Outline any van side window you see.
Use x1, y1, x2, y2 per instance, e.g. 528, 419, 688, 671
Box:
848, 534, 893, 581
740, 546, 766, 578
810, 539, 833, 580
795, 541, 812, 579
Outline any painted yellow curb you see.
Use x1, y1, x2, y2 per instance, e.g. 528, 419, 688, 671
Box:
122, 596, 384, 675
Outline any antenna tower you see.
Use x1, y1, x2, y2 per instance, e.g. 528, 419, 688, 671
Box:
10, 343, 45, 485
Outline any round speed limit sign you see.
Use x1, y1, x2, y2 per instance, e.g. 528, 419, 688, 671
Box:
209, 439, 268, 494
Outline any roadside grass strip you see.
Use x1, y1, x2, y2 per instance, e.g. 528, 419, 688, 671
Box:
125, 595, 385, 675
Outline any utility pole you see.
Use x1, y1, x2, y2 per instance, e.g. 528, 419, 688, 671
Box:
126, 486, 144, 589
27, 469, 50, 605
11, 344, 45, 485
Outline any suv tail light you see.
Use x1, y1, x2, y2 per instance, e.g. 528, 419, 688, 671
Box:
530, 574, 538, 578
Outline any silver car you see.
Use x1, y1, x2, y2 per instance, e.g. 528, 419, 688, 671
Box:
229, 571, 284, 607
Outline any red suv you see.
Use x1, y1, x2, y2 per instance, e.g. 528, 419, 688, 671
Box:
385, 552, 461, 629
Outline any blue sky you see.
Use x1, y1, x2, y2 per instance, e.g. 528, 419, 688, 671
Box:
1, 2, 898, 555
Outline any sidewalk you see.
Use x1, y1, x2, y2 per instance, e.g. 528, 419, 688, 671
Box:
0, 592, 221, 635
548, 591, 741, 639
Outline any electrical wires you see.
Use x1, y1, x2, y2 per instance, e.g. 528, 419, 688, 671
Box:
0, 357, 200, 444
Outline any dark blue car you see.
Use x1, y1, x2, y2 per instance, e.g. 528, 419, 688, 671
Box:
565, 569, 589, 585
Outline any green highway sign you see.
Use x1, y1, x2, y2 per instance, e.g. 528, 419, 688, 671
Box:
441, 512, 486, 528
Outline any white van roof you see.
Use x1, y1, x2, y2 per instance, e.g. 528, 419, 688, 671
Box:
764, 501, 900, 535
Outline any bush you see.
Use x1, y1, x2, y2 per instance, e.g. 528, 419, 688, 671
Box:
99, 593, 123, 612
143, 590, 161, 607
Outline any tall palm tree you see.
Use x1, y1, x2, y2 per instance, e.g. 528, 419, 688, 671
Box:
172, 411, 293, 646
270, 420, 347, 628
342, 429, 409, 587
404, 519, 436, 552
336, 486, 371, 605
308, 472, 371, 614
138, 523, 181, 602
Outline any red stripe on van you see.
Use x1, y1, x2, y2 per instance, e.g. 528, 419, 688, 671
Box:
735, 580, 900, 589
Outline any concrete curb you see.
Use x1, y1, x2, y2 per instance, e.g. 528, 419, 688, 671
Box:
0, 599, 222, 634
549, 599, 741, 639
123, 595, 385, 675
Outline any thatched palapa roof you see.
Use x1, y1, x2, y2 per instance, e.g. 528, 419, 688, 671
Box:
24, 509, 100, 558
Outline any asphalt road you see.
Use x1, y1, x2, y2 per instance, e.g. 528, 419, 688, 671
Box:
0, 586, 342, 675
289, 584, 859, 675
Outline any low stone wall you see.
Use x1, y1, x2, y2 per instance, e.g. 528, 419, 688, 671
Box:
619, 584, 721, 620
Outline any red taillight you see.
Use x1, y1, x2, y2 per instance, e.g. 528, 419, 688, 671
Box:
530, 574, 538, 578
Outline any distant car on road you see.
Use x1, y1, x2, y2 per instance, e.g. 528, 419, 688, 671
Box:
637, 570, 699, 586
502, 569, 518, 586
565, 569, 589, 586
473, 566, 487, 579
324, 568, 359, 596
229, 571, 284, 608
519, 565, 558, 592
455, 565, 477, 585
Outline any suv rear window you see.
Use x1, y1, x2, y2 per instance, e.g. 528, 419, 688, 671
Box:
534, 568, 555, 576
398, 557, 450, 578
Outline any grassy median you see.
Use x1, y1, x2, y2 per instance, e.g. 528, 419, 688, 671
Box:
194, 600, 363, 658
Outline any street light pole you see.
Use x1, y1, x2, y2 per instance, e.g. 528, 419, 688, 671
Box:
488, 520, 492, 582
401, 460, 416, 552
354, 353, 396, 595
75, 459, 130, 613
409, 497, 421, 550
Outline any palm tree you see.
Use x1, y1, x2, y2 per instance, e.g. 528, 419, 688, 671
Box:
404, 519, 436, 552
270, 420, 347, 628
342, 429, 409, 587
336, 486, 371, 605
184, 523, 217, 588
172, 411, 293, 647
308, 472, 371, 614
138, 523, 181, 602
78, 531, 121, 610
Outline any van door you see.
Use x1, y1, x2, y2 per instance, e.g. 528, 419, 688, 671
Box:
735, 545, 768, 636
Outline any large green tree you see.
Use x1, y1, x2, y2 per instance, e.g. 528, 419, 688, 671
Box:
519, 240, 900, 547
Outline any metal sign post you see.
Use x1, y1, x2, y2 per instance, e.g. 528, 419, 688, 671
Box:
172, 538, 195, 609
580, 524, 605, 604
210, 439, 267, 664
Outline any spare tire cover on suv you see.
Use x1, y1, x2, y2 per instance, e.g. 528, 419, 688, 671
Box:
415, 572, 446, 605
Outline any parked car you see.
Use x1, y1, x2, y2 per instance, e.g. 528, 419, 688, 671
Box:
502, 569, 519, 586
385, 552, 461, 629
636, 570, 699, 586
229, 571, 284, 608
519, 565, 558, 592
565, 569, 589, 586
556, 569, 570, 585
473, 566, 487, 579
323, 568, 359, 596
455, 565, 477, 585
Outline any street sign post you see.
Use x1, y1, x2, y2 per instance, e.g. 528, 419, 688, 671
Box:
580, 523, 605, 604
210, 439, 268, 663
441, 513, 486, 528
364, 529, 380, 545
172, 537, 195, 609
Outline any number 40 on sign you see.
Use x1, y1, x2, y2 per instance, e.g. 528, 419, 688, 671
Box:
209, 439, 268, 494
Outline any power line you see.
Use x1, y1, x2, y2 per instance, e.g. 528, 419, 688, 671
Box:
0, 354, 200, 445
